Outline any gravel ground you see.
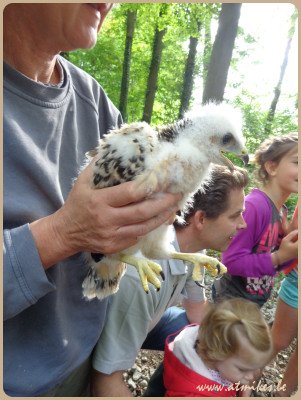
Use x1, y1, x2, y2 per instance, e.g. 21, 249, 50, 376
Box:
124, 273, 297, 397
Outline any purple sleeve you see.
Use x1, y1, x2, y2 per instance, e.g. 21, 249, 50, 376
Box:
221, 200, 276, 278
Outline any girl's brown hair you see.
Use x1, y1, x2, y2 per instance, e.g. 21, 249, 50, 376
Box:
254, 132, 298, 185
195, 298, 272, 366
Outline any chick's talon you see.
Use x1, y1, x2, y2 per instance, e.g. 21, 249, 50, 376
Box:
192, 265, 204, 282
160, 271, 165, 281
118, 254, 164, 293
170, 251, 227, 281
203, 261, 227, 277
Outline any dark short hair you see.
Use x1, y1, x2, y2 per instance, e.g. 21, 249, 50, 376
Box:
176, 164, 249, 225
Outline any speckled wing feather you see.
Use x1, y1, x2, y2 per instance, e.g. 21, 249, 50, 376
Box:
83, 102, 247, 300
83, 122, 161, 300
91, 122, 158, 190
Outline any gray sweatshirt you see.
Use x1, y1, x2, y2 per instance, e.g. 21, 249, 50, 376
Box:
4, 56, 122, 396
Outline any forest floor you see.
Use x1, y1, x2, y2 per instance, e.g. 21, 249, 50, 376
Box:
124, 274, 297, 397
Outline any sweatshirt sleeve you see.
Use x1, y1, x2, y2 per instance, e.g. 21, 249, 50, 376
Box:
222, 201, 276, 278
4, 224, 56, 321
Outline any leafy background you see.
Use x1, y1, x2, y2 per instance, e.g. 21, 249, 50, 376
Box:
64, 2, 298, 216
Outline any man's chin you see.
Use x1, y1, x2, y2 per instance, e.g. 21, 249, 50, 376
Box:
220, 241, 232, 252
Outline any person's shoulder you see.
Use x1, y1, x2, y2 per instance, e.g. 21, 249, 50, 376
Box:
246, 188, 271, 209
59, 56, 116, 110
59, 56, 98, 86
244, 189, 272, 230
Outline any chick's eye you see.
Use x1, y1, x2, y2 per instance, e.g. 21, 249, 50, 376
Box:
222, 133, 233, 145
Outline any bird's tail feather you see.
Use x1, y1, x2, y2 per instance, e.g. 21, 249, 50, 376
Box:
82, 258, 126, 300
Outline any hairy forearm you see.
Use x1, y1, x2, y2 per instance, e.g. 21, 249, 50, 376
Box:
91, 369, 133, 397
29, 210, 75, 270
29, 159, 182, 270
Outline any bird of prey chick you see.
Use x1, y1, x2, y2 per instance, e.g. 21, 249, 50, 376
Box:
82, 102, 248, 300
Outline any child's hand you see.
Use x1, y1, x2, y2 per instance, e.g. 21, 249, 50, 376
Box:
277, 229, 298, 263
288, 206, 298, 233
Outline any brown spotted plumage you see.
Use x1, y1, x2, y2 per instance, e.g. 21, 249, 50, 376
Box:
82, 102, 248, 300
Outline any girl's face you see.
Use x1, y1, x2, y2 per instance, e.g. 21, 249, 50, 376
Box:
214, 335, 271, 385
268, 147, 298, 195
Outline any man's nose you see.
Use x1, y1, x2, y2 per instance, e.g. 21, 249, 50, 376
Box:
238, 216, 247, 230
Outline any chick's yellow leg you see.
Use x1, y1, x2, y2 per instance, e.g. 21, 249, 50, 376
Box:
119, 254, 164, 293
170, 252, 227, 282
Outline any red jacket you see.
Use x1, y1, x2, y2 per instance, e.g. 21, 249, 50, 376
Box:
163, 330, 237, 397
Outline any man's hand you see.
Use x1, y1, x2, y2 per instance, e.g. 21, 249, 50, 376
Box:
30, 160, 181, 269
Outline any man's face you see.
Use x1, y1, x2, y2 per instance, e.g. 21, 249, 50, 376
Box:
202, 188, 247, 252
10, 4, 113, 53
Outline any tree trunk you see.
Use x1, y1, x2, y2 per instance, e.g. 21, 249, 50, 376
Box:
119, 10, 137, 122
202, 3, 241, 104
264, 11, 297, 135
178, 34, 199, 119
202, 14, 212, 90
142, 26, 167, 123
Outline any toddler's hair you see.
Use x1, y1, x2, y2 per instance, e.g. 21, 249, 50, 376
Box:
254, 132, 298, 185
195, 298, 272, 366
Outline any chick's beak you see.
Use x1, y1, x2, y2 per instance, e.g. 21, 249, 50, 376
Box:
220, 151, 234, 172
220, 147, 249, 170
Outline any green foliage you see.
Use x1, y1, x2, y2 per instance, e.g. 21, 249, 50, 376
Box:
68, 2, 297, 152
233, 91, 297, 153
68, 6, 125, 108
68, 3, 222, 124
231, 28, 257, 72
285, 194, 298, 220
229, 92, 298, 217
288, 8, 298, 38
67, 2, 298, 246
